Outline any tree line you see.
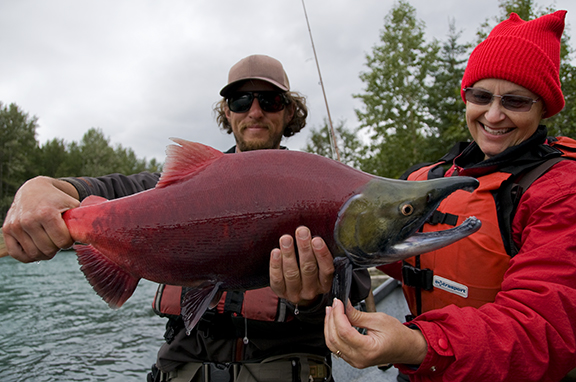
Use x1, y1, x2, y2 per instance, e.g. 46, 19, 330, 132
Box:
1, 0, 574, 224
0, 102, 161, 223
305, 0, 576, 178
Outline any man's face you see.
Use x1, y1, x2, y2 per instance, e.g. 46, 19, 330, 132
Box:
225, 80, 294, 152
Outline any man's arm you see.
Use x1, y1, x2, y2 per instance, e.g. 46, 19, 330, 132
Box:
3, 172, 160, 263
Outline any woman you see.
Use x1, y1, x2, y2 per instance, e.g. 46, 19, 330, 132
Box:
274, 10, 576, 382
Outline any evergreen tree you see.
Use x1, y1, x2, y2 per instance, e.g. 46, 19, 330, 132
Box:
34, 138, 69, 177
303, 119, 365, 169
0, 113, 163, 224
354, 0, 440, 178
425, 20, 471, 159
0, 103, 39, 220
77, 128, 117, 177
112, 145, 149, 175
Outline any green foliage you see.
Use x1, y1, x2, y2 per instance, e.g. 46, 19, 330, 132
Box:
303, 119, 365, 169
0, 103, 39, 220
425, 20, 472, 156
547, 62, 576, 137
35, 138, 69, 177
354, 0, 442, 178
306, 0, 575, 180
30, 127, 162, 178
0, 104, 162, 223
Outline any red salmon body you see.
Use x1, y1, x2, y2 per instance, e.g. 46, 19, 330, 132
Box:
63, 140, 373, 305
63, 139, 481, 331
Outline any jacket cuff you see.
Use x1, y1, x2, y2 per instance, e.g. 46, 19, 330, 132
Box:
395, 320, 455, 377
60, 177, 91, 201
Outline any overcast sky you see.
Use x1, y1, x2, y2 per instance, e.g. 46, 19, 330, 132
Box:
1, 1, 574, 163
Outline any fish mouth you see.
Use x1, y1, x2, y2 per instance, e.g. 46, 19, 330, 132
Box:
334, 176, 481, 268
357, 216, 482, 267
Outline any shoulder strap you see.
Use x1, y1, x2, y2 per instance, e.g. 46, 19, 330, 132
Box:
506, 156, 569, 257
400, 142, 469, 180
516, 157, 565, 193
499, 136, 576, 257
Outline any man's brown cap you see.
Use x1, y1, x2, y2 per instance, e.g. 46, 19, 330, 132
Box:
220, 54, 290, 97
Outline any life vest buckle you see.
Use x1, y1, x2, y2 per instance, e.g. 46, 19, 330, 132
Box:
428, 210, 459, 226
402, 264, 434, 290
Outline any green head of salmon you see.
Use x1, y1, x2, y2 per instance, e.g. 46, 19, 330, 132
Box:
334, 176, 481, 268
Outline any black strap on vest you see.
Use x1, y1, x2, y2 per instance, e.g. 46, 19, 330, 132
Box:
504, 156, 567, 256
224, 291, 245, 315
427, 210, 459, 226
402, 263, 434, 291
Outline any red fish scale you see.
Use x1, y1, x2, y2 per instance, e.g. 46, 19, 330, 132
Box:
64, 149, 374, 291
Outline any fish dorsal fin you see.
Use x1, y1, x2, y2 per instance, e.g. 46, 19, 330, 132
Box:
157, 138, 224, 188
181, 281, 223, 334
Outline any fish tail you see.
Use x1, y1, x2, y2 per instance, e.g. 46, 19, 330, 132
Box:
74, 244, 140, 309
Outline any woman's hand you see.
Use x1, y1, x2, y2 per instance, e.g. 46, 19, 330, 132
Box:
324, 298, 428, 369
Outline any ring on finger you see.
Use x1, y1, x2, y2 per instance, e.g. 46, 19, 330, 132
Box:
334, 350, 342, 358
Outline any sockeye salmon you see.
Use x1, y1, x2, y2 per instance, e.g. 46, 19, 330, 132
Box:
61, 139, 481, 332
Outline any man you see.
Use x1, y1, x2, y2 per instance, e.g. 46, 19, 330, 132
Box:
3, 54, 370, 382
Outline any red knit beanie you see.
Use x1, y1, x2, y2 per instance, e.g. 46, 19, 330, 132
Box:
461, 10, 567, 118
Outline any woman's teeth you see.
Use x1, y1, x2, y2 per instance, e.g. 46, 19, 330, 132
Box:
483, 124, 513, 135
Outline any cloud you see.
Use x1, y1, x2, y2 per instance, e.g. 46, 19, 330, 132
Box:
1, 0, 574, 163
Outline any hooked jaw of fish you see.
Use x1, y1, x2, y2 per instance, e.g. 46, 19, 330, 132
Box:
334, 176, 481, 268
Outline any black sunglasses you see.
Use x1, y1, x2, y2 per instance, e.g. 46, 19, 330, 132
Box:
464, 88, 539, 112
227, 92, 288, 113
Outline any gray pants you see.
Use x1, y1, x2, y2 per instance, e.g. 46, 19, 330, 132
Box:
160, 353, 331, 382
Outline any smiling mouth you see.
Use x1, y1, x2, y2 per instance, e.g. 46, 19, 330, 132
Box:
243, 123, 268, 129
482, 123, 514, 135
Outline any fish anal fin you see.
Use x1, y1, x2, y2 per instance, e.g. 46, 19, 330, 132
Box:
331, 257, 353, 312
74, 244, 139, 309
157, 139, 224, 188
181, 281, 223, 334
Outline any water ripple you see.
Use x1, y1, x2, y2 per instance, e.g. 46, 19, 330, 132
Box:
0, 252, 166, 381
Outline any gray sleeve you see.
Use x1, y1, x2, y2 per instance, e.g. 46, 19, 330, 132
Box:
61, 172, 161, 201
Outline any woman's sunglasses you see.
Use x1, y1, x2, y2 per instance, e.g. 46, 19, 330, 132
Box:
227, 92, 289, 113
464, 88, 539, 112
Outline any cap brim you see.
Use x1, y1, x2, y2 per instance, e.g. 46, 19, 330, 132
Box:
220, 77, 289, 97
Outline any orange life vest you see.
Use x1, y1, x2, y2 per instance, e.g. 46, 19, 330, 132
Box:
402, 136, 576, 315
404, 168, 512, 312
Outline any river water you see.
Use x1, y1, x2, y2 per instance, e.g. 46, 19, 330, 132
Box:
0, 250, 166, 382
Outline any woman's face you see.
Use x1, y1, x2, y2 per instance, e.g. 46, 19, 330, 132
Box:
465, 78, 546, 159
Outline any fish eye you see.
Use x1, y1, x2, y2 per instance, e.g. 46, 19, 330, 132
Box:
400, 203, 414, 216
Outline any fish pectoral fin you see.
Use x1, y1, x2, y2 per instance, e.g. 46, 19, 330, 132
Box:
74, 244, 140, 309
181, 281, 223, 335
331, 257, 353, 312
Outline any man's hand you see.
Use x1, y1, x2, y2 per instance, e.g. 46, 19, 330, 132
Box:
269, 226, 335, 306
2, 176, 80, 262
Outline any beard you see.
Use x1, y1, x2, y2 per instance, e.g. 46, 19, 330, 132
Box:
235, 126, 283, 152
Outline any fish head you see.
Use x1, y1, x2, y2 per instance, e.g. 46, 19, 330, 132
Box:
334, 176, 481, 267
